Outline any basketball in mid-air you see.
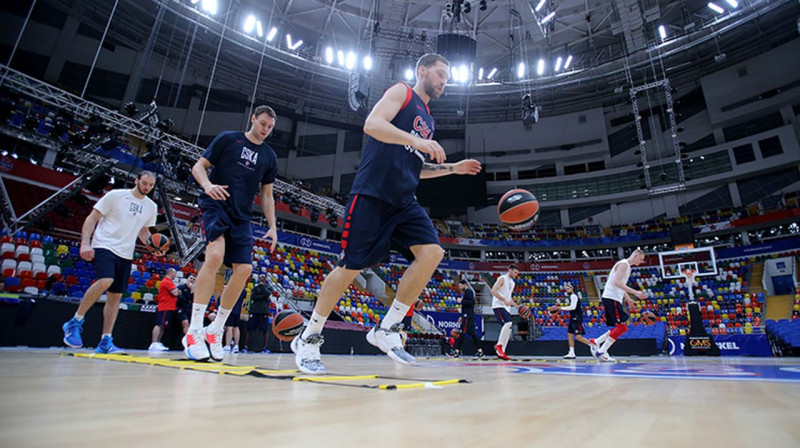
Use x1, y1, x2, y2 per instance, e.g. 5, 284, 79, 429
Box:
642, 311, 657, 325
146, 233, 170, 253
272, 311, 304, 341
497, 189, 539, 231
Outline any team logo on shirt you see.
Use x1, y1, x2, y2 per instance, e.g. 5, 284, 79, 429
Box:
129, 202, 144, 216
403, 116, 433, 161
240, 146, 258, 166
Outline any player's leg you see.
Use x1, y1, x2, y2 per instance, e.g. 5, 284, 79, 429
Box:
468, 318, 484, 357
564, 332, 576, 359
63, 248, 118, 348
94, 253, 130, 354
493, 308, 512, 359
597, 299, 627, 362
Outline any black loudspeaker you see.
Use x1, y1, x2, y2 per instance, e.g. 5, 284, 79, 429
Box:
669, 223, 695, 247
436, 34, 477, 61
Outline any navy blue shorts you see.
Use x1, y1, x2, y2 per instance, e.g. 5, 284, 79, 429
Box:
176, 309, 190, 323
493, 307, 512, 325
248, 314, 270, 332
338, 194, 440, 270
225, 311, 241, 327
200, 202, 253, 266
568, 318, 585, 335
94, 248, 132, 294
155, 310, 177, 327
602, 298, 629, 326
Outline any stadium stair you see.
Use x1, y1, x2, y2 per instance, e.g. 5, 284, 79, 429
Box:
749, 262, 766, 296
765, 295, 794, 321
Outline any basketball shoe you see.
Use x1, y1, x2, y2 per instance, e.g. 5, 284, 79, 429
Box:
95, 335, 126, 354
494, 344, 510, 360
183, 328, 210, 361
62, 317, 83, 348
148, 342, 169, 352
563, 352, 576, 360
204, 326, 224, 362
291, 333, 326, 374
367, 324, 415, 365
597, 351, 617, 363
473, 349, 485, 359
589, 339, 599, 357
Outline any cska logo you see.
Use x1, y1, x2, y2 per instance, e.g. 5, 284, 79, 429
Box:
240, 146, 258, 165
413, 116, 432, 140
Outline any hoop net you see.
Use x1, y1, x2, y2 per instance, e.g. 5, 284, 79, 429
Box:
681, 269, 697, 286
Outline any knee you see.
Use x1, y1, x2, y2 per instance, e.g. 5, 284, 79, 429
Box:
418, 244, 444, 264
234, 263, 253, 278
95, 278, 114, 290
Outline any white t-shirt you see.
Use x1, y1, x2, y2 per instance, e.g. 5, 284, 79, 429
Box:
91, 189, 157, 259
492, 273, 515, 311
603, 259, 631, 303
562, 293, 579, 311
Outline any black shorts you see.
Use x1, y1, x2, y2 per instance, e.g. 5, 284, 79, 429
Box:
94, 248, 132, 294
401, 315, 413, 330
155, 310, 177, 327
248, 314, 270, 332
493, 307, 512, 325
176, 309, 190, 323
568, 318, 585, 335
225, 311, 241, 327
200, 202, 253, 266
602, 298, 629, 326
338, 194, 439, 270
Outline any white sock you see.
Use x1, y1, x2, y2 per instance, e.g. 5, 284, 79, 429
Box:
74, 313, 84, 322
568, 346, 575, 355
499, 322, 512, 350
101, 333, 111, 339
595, 330, 611, 345
380, 299, 411, 330
209, 307, 230, 333
599, 338, 615, 353
302, 311, 327, 339
189, 303, 206, 331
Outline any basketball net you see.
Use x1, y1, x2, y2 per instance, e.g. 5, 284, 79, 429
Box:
682, 269, 697, 303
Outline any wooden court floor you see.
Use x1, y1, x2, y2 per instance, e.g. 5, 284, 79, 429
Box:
1, 348, 800, 448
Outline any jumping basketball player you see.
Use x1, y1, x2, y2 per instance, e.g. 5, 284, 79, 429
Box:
183, 105, 279, 362
291, 53, 482, 374
591, 249, 647, 362
550, 283, 597, 359
491, 264, 520, 360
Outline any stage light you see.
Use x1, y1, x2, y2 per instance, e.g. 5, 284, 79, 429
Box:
478, 67, 484, 80
724, 0, 738, 7
517, 62, 525, 79
564, 54, 573, 69
459, 64, 468, 83
541, 11, 555, 24
337, 50, 345, 66
405, 68, 414, 81
256, 20, 263, 38
554, 56, 562, 71
325, 47, 334, 64
487, 67, 497, 79
286, 34, 303, 50
345, 51, 356, 70
244, 15, 256, 33
266, 27, 277, 41
707, 2, 724, 14
535, 0, 546, 12
658, 25, 667, 41
479, 0, 487, 11
364, 55, 373, 70
201, 0, 217, 15
537, 59, 544, 75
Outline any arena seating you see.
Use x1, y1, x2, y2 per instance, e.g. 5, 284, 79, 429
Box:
766, 319, 800, 352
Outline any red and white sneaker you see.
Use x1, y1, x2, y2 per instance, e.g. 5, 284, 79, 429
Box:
182, 328, 210, 361
589, 339, 599, 357
495, 344, 510, 360
204, 326, 224, 362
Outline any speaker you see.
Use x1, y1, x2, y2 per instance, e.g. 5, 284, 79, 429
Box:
436, 34, 477, 62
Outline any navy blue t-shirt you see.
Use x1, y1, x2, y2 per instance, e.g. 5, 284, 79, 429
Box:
199, 131, 278, 222
349, 83, 435, 207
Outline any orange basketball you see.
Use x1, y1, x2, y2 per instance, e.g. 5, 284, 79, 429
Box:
497, 189, 539, 231
451, 328, 462, 339
146, 233, 170, 252
642, 311, 657, 325
272, 311, 304, 341
518, 305, 531, 319
414, 299, 424, 311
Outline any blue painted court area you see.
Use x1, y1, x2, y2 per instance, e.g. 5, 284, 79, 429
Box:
450, 358, 800, 383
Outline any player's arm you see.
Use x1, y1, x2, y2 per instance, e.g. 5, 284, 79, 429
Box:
420, 159, 482, 179
612, 264, 646, 299
363, 83, 445, 163
79, 209, 103, 260
561, 294, 578, 311
260, 183, 278, 253
192, 157, 229, 200
137, 226, 153, 246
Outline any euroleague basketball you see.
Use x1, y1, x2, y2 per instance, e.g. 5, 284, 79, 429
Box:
518, 305, 531, 319
498, 188, 539, 231
642, 311, 657, 325
146, 233, 170, 252
272, 311, 304, 341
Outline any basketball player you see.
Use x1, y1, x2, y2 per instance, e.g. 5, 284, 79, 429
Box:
591, 249, 647, 362
549, 283, 596, 359
62, 171, 159, 353
452, 279, 484, 359
491, 264, 520, 360
291, 53, 482, 374
183, 105, 279, 362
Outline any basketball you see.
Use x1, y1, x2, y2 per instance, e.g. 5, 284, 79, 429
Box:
642, 311, 657, 325
414, 299, 424, 311
497, 188, 539, 231
451, 328, 462, 339
518, 305, 531, 319
272, 310, 304, 341
146, 233, 170, 252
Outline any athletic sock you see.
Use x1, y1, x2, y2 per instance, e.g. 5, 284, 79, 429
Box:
74, 313, 84, 322
380, 299, 411, 330
568, 347, 575, 355
595, 330, 610, 345
499, 322, 512, 350
101, 333, 111, 339
189, 303, 206, 331
599, 338, 615, 353
208, 307, 230, 333
302, 311, 328, 339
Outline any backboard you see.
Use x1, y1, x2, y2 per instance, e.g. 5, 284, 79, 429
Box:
658, 247, 717, 280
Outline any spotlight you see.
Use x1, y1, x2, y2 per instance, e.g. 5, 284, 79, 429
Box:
404, 68, 414, 81
364, 55, 373, 70
707, 2, 724, 14
541, 11, 555, 24
658, 25, 667, 41
536, 59, 545, 76
463, 2, 471, 13
479, 0, 487, 11
564, 55, 573, 69
554, 56, 562, 71
535, 0, 546, 12
266, 27, 278, 42
244, 14, 256, 33
201, 0, 217, 15
478, 67, 484, 80
345, 51, 356, 70
123, 102, 138, 117
337, 50, 345, 66
517, 62, 525, 79
157, 118, 174, 133
325, 47, 334, 64
487, 67, 497, 79
256, 20, 263, 38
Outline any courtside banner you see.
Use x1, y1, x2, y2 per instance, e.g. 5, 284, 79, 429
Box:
419, 310, 484, 337
668, 334, 772, 357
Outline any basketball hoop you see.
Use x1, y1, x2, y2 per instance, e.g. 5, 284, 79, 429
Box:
681, 269, 696, 286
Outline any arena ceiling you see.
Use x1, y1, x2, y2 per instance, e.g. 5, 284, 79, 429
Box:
39, 0, 800, 127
